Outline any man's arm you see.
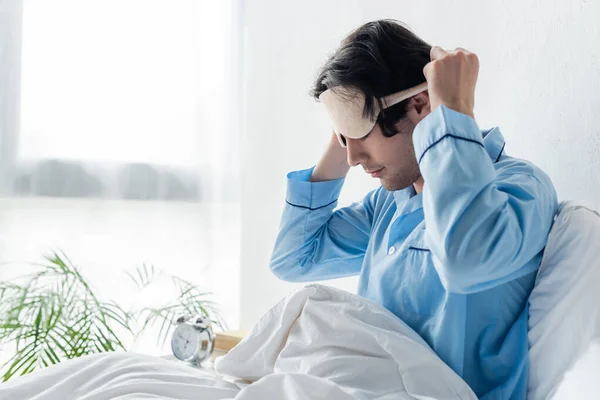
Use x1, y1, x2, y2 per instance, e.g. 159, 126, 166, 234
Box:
270, 134, 375, 282
416, 47, 558, 293
414, 106, 558, 293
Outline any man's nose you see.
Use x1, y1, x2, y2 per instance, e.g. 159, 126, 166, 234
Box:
346, 139, 366, 167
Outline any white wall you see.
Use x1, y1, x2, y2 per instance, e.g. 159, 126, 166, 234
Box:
240, 0, 600, 328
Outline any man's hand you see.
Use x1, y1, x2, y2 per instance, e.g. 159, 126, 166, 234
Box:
309, 131, 351, 182
423, 46, 479, 119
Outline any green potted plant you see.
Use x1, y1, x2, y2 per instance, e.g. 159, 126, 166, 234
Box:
0, 251, 224, 381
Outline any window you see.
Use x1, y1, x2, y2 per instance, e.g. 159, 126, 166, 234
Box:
4, 0, 240, 201
0, 0, 242, 354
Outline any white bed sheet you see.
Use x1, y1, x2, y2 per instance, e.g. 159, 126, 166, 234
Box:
0, 284, 476, 400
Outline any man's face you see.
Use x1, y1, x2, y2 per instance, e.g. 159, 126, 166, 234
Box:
344, 93, 431, 191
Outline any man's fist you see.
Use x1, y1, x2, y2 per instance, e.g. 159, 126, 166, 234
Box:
423, 46, 479, 119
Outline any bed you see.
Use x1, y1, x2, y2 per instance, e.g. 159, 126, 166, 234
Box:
0, 202, 598, 400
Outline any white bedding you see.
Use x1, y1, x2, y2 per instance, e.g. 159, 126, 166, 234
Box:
527, 202, 600, 399
0, 284, 476, 399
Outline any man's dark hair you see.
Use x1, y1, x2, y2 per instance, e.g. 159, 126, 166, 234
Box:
310, 20, 431, 137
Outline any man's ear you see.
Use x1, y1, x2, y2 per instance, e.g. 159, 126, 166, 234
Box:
405, 91, 431, 124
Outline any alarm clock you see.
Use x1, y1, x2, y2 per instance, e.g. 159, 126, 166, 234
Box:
171, 314, 215, 365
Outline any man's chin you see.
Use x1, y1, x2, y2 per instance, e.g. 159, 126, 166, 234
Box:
380, 178, 413, 192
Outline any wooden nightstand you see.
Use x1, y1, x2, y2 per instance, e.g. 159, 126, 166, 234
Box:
214, 329, 248, 352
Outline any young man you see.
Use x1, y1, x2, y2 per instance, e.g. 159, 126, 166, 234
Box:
270, 20, 558, 399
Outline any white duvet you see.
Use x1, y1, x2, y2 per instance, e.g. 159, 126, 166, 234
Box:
0, 285, 476, 400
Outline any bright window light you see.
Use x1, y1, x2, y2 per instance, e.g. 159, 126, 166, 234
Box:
19, 0, 231, 167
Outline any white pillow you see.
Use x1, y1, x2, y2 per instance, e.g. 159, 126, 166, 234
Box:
528, 201, 600, 400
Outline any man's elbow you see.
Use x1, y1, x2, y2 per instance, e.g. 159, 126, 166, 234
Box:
434, 257, 480, 294
432, 247, 502, 294
269, 258, 307, 282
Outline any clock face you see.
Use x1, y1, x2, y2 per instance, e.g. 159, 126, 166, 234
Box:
171, 323, 200, 361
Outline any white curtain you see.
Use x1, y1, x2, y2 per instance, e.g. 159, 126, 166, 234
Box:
0, 0, 241, 353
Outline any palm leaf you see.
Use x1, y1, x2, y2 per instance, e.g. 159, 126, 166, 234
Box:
2, 342, 36, 381
127, 264, 160, 289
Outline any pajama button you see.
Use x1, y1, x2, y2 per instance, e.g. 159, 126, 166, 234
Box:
388, 246, 396, 255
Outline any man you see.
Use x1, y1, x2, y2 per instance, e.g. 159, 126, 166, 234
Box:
269, 20, 558, 399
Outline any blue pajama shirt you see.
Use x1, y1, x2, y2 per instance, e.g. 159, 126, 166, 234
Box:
270, 105, 558, 399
